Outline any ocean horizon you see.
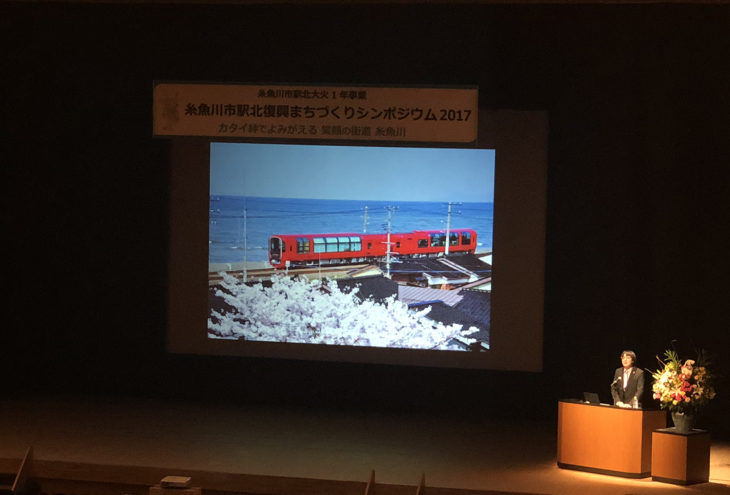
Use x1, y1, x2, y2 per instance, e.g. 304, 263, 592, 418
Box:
209, 196, 493, 264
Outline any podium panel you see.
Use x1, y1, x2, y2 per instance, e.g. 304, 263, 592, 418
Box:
652, 429, 710, 485
557, 400, 666, 478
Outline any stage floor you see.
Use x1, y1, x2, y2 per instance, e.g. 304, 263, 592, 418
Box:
1, 396, 729, 495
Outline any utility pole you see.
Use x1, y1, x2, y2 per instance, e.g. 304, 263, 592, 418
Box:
363, 205, 369, 233
443, 202, 463, 256
242, 207, 247, 282
384, 206, 398, 278
445, 202, 452, 255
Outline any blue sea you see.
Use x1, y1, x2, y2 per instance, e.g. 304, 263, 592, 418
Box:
209, 196, 493, 264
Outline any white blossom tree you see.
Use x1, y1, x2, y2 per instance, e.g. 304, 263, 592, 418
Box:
208, 273, 478, 350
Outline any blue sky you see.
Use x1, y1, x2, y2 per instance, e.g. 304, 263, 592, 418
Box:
210, 142, 495, 202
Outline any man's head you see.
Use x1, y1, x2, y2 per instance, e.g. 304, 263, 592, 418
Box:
621, 350, 637, 369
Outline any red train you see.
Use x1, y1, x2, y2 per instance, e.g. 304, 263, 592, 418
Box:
269, 229, 477, 269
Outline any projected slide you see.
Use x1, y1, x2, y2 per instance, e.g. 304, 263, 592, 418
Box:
207, 143, 495, 352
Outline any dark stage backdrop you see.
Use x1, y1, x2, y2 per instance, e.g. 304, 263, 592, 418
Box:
4, 3, 729, 438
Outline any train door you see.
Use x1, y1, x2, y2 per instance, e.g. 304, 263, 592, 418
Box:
269, 236, 283, 266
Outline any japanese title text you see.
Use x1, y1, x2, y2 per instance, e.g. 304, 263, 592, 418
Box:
184, 103, 472, 122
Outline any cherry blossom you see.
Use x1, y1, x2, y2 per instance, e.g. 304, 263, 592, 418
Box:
209, 273, 478, 350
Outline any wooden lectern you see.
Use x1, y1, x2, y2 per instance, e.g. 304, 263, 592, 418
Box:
557, 399, 666, 478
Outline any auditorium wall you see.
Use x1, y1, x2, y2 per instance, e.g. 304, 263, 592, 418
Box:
4, 3, 729, 438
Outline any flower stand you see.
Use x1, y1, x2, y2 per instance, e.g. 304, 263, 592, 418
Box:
651, 428, 710, 485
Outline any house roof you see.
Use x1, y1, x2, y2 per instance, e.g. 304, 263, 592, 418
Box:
335, 275, 399, 303
454, 289, 491, 329
380, 253, 492, 282
398, 285, 465, 307
413, 301, 490, 347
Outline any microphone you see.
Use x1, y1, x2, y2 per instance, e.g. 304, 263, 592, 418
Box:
611, 376, 622, 387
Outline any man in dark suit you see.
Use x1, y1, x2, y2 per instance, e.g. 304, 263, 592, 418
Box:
611, 350, 645, 408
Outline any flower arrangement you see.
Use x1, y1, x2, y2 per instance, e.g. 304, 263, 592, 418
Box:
652, 349, 716, 414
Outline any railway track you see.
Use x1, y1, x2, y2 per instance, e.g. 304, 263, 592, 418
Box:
208, 263, 381, 286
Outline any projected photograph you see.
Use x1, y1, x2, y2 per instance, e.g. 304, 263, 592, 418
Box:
207, 142, 495, 352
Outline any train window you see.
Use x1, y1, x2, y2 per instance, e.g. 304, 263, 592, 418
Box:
449, 233, 459, 246
417, 239, 428, 248
326, 237, 338, 252
396, 241, 401, 249
296, 238, 310, 253
313, 238, 326, 253
349, 236, 361, 251
461, 231, 471, 245
338, 236, 351, 252
367, 242, 372, 249
430, 233, 446, 247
